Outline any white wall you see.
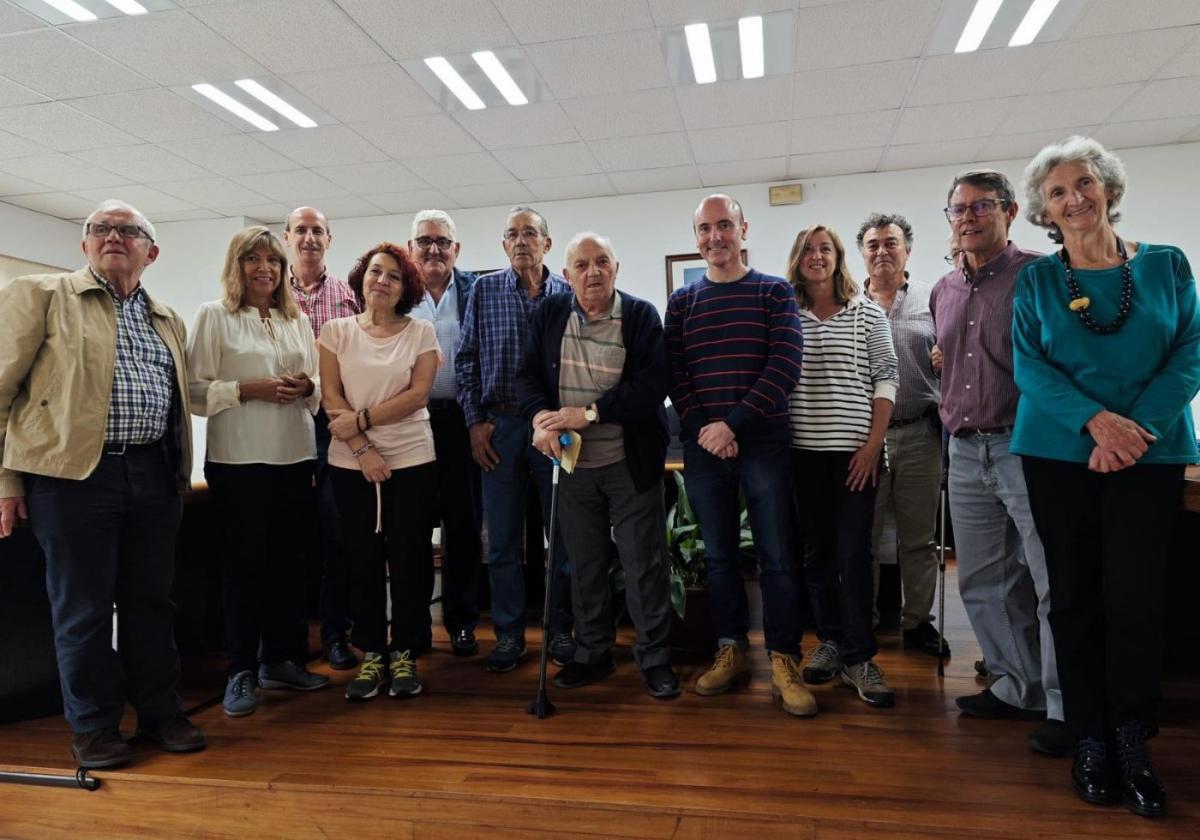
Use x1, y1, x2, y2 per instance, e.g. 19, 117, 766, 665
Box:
0, 202, 81, 271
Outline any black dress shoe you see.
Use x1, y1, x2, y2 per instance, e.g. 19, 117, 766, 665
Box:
323, 639, 359, 671
137, 714, 207, 754
450, 628, 479, 657
1028, 719, 1076, 757
1072, 736, 1119, 806
71, 728, 133, 769
902, 622, 950, 657
1115, 722, 1167, 817
642, 664, 681, 699
956, 689, 1044, 720
553, 656, 615, 689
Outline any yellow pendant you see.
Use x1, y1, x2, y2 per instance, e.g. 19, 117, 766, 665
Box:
1069, 297, 1090, 311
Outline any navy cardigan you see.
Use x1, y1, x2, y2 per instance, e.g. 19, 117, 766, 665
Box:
517, 290, 670, 493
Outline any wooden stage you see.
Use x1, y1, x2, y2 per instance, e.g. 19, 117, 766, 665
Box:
1, 563, 1197, 840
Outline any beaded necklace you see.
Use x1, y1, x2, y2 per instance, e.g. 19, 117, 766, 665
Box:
1059, 236, 1133, 335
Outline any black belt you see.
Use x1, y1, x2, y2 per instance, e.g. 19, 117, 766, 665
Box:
889, 410, 935, 429
103, 439, 162, 456
427, 398, 459, 411
952, 426, 1013, 438
486, 402, 522, 417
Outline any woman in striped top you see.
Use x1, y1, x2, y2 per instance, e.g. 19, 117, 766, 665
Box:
786, 224, 899, 709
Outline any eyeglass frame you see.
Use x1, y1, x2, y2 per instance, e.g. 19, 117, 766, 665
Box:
502, 228, 544, 243
943, 198, 1009, 221
413, 235, 455, 251
86, 222, 155, 243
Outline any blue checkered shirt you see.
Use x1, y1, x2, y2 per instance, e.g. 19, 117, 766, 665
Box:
93, 271, 176, 444
455, 266, 569, 426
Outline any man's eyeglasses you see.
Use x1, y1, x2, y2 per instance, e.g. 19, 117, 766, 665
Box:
87, 222, 154, 243
944, 251, 963, 265
414, 236, 454, 250
503, 229, 542, 243
944, 199, 1008, 221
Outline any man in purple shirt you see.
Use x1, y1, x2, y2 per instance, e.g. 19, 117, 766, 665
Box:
929, 170, 1069, 757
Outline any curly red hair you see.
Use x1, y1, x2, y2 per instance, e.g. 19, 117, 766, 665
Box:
347, 242, 424, 316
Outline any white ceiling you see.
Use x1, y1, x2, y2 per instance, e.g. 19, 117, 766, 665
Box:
0, 0, 1198, 224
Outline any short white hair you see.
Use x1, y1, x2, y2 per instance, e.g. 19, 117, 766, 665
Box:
84, 199, 156, 242
564, 231, 615, 265
1023, 135, 1126, 243
411, 209, 456, 241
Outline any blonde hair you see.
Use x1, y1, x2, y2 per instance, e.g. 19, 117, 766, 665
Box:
220, 226, 299, 319
786, 224, 858, 309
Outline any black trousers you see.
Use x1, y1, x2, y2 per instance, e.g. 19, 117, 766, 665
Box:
1022, 456, 1184, 738
332, 462, 436, 655
314, 407, 353, 645
205, 460, 314, 675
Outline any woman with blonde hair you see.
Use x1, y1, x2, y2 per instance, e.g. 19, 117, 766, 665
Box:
187, 226, 329, 719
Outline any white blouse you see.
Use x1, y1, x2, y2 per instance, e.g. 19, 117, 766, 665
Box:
187, 301, 320, 465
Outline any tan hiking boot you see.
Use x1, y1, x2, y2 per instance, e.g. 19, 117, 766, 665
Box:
694, 643, 750, 696
770, 652, 818, 716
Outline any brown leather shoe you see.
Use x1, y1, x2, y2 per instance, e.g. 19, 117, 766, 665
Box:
137, 714, 207, 753
71, 728, 133, 769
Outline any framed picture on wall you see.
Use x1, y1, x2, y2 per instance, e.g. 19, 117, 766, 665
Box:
664, 250, 748, 298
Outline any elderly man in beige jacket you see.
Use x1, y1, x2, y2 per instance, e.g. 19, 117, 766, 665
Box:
0, 200, 204, 769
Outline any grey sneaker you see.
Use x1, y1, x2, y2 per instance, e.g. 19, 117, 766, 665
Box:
346, 652, 386, 701
549, 631, 576, 667
802, 641, 841, 684
388, 650, 422, 697
223, 669, 258, 717
485, 636, 526, 673
259, 660, 330, 691
841, 660, 895, 708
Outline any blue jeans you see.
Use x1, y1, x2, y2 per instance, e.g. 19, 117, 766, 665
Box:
480, 414, 573, 639
682, 438, 802, 653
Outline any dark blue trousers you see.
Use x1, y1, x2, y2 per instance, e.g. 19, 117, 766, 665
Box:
314, 408, 353, 645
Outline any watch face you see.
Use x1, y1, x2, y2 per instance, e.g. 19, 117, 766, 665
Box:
585, 408, 597, 423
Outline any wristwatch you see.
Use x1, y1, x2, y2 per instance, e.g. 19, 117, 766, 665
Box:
584, 405, 599, 424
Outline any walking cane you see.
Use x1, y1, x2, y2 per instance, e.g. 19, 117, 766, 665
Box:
936, 427, 950, 678
528, 432, 574, 720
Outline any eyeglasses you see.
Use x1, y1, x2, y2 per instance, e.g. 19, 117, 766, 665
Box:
944, 199, 1008, 221
944, 251, 962, 264
87, 222, 154, 242
503, 229, 542, 242
414, 236, 454, 250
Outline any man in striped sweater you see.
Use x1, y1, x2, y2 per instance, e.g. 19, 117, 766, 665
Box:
664, 194, 814, 717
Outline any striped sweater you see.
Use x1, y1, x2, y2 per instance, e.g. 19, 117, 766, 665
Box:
664, 269, 804, 443
789, 296, 898, 451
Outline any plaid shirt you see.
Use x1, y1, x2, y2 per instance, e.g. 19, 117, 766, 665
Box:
290, 269, 360, 338
866, 278, 940, 422
456, 266, 569, 426
93, 271, 176, 444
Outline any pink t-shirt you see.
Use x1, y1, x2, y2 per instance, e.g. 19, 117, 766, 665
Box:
318, 316, 442, 470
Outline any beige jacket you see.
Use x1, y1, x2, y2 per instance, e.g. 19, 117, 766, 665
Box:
0, 267, 193, 497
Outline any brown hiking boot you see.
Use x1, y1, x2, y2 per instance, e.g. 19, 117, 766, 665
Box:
769, 652, 818, 716
694, 643, 750, 696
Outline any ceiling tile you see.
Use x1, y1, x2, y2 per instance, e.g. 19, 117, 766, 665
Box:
338, 0, 516, 60
0, 172, 51, 195
787, 147, 883, 178
1109, 76, 1200, 122
0, 128, 42, 160
527, 30, 669, 100
494, 143, 601, 179
690, 123, 788, 164
313, 161, 429, 194
161, 134, 299, 177
1093, 116, 1200, 150
361, 190, 462, 215
350, 115, 482, 160
404, 153, 515, 188
214, 202, 292, 222
676, 74, 793, 130
493, 0, 653, 44
71, 89, 242, 143
907, 44, 1057, 106
63, 10, 266, 87
1004, 84, 1140, 133
1158, 32, 1200, 79
3, 193, 99, 220
191, 0, 389, 73
608, 164, 702, 194
561, 89, 683, 140
792, 110, 897, 154
793, 0, 941, 71
0, 0, 43, 34
72, 145, 214, 183
73, 185, 199, 216
0, 28, 154, 99
0, 76, 46, 109
892, 100, 1010, 145
589, 132, 693, 170
524, 173, 616, 201
151, 177, 272, 208
879, 138, 985, 172
1069, 0, 1200, 38
442, 181, 537, 209
233, 169, 351, 203
792, 60, 917, 117
256, 125, 388, 167
0, 102, 140, 152
296, 195, 387, 220
978, 127, 1097, 162
284, 63, 441, 123
152, 208, 223, 223
698, 157, 789, 187
648, 0, 795, 26
0, 153, 128, 192
1034, 29, 1196, 93
455, 102, 580, 150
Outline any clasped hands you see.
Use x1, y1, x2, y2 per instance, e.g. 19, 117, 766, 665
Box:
1085, 410, 1156, 473
698, 420, 738, 460
241, 373, 312, 405
532, 407, 589, 459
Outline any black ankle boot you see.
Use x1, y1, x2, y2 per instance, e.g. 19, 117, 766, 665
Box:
1071, 736, 1118, 806
1115, 722, 1166, 818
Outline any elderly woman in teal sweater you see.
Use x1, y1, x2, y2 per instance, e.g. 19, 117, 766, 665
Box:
1012, 136, 1200, 819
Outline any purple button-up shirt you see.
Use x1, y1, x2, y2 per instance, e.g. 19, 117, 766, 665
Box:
929, 241, 1040, 435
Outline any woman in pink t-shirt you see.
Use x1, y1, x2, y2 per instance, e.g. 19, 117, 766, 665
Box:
318, 242, 441, 702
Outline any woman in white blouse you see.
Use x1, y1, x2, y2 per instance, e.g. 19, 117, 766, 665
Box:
187, 226, 329, 719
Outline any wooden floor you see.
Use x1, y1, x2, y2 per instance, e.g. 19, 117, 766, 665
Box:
1, 563, 1197, 839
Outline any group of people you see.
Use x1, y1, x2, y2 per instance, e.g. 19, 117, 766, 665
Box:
0, 135, 1196, 821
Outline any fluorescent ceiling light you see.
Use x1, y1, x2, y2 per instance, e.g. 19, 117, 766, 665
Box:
39, 0, 96, 21
235, 79, 317, 128
684, 23, 717, 84
472, 51, 528, 106
955, 0, 1004, 53
738, 16, 764, 79
103, 0, 147, 13
192, 83, 278, 132
1009, 0, 1061, 46
425, 56, 486, 110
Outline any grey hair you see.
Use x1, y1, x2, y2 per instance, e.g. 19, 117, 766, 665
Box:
856, 212, 913, 250
1023, 135, 1126, 243
946, 168, 1016, 207
508, 206, 549, 236
84, 199, 156, 242
564, 231, 615, 265
411, 208, 456, 241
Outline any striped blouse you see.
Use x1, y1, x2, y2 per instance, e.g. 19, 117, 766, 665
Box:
789, 295, 899, 451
